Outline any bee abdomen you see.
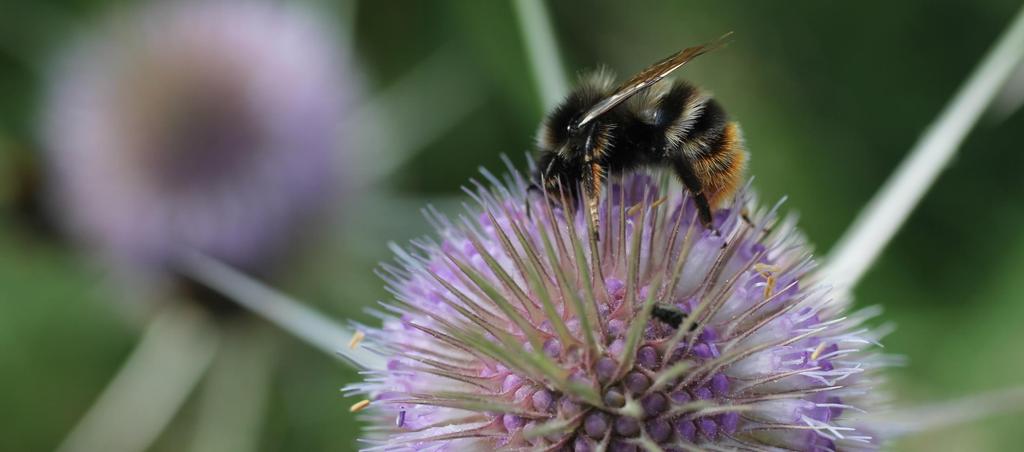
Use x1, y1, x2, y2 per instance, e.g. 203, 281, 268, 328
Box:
696, 121, 747, 206
656, 82, 706, 148
660, 85, 746, 207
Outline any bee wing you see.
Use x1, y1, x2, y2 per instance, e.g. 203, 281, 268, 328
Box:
576, 33, 732, 127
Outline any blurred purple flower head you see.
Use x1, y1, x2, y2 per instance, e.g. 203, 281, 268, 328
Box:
43, 0, 350, 276
349, 166, 889, 451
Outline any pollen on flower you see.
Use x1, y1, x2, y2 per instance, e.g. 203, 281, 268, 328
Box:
349, 331, 366, 350
346, 160, 890, 451
350, 399, 371, 413
810, 341, 828, 362
754, 263, 781, 298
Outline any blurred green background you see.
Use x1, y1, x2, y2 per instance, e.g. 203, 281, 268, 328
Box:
2, 1, 1023, 451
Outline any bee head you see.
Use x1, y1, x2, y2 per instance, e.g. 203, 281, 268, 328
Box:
534, 151, 580, 202
533, 71, 617, 195
537, 71, 616, 158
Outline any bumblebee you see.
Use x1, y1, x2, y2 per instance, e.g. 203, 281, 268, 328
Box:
533, 35, 746, 239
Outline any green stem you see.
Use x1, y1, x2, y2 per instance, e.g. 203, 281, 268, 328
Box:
56, 304, 219, 452
174, 249, 385, 370
513, 0, 569, 110
825, 5, 1024, 290
190, 320, 277, 452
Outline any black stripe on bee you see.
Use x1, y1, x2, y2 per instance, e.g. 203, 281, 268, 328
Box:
653, 82, 700, 129
681, 97, 728, 157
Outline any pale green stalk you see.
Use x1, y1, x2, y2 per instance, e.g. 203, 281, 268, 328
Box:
174, 249, 385, 370
869, 386, 1024, 437
56, 304, 219, 452
825, 6, 1024, 290
513, 0, 569, 110
190, 321, 277, 452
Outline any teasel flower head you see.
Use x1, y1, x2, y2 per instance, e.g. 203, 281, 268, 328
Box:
348, 162, 891, 451
42, 0, 349, 278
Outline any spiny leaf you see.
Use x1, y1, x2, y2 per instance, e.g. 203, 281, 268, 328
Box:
537, 217, 600, 357
649, 360, 693, 392
462, 226, 545, 323
446, 252, 546, 353
502, 211, 576, 351
615, 272, 662, 381
522, 415, 580, 439
560, 194, 604, 343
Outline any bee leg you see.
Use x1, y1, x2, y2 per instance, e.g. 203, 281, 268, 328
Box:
670, 156, 717, 233
587, 195, 601, 242
584, 162, 604, 241
693, 192, 716, 233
